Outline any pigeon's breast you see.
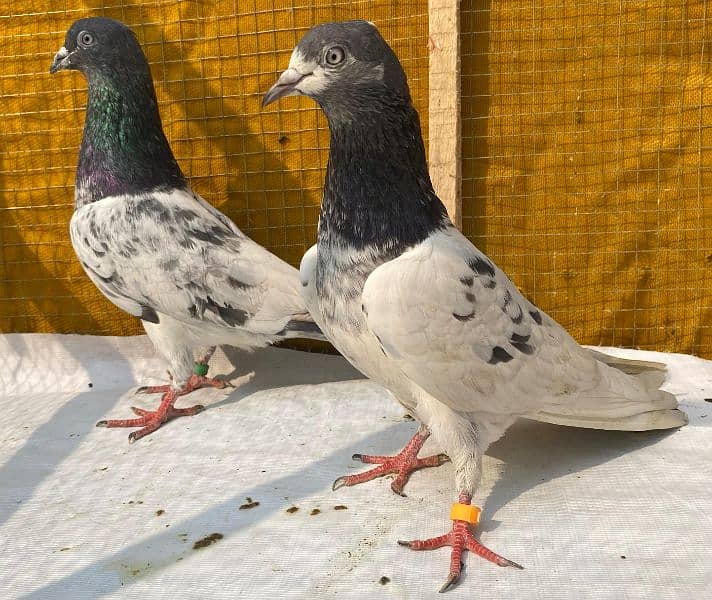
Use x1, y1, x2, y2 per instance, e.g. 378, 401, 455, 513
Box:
313, 243, 418, 408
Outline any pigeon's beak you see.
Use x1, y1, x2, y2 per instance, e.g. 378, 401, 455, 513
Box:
49, 46, 71, 74
262, 68, 308, 107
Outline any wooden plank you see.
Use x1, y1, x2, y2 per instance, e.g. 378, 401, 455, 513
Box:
428, 0, 462, 228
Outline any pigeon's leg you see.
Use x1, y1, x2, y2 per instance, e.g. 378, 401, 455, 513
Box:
398, 492, 523, 593
332, 426, 449, 496
136, 346, 226, 395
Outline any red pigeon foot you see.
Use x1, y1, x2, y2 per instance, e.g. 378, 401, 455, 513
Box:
332, 429, 449, 496
398, 493, 523, 593
97, 386, 205, 443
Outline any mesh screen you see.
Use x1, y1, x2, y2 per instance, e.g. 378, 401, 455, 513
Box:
0, 1, 428, 335
462, 0, 712, 357
2, 1, 711, 359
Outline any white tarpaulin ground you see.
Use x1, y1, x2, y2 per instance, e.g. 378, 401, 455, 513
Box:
0, 333, 711, 599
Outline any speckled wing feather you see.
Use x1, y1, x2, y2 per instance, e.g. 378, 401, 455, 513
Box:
361, 226, 684, 427
70, 187, 308, 336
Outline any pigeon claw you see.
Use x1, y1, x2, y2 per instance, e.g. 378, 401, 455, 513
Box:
332, 476, 348, 492
439, 570, 462, 594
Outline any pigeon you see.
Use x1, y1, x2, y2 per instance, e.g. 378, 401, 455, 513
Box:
264, 20, 687, 592
51, 17, 324, 443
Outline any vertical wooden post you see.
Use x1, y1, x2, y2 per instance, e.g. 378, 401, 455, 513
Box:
428, 0, 462, 228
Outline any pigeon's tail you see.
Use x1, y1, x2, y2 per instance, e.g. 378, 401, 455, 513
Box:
276, 314, 328, 342
529, 349, 688, 431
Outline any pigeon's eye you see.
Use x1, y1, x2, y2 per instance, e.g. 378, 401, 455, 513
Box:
324, 46, 346, 66
77, 31, 95, 48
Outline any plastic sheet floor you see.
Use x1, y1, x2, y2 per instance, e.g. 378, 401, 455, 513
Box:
1, 334, 711, 599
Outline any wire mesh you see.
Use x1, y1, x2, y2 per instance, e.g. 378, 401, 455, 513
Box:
461, 0, 712, 357
0, 0, 429, 335
2, 1, 711, 358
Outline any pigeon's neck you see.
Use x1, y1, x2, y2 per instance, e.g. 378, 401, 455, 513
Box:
75, 71, 186, 208
320, 102, 449, 254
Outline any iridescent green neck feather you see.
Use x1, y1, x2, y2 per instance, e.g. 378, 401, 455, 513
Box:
75, 66, 186, 207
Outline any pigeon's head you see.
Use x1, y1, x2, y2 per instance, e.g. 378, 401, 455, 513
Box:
50, 17, 148, 80
262, 21, 410, 119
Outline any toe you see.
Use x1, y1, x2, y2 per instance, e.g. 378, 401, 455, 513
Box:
332, 476, 348, 491
439, 572, 460, 593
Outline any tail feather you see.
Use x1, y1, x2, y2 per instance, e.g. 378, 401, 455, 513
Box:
585, 348, 667, 375
529, 348, 688, 431
276, 314, 327, 342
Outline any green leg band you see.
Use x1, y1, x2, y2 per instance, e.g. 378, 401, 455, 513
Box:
193, 362, 209, 377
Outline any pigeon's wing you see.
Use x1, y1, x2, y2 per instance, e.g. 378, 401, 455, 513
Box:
70, 188, 308, 334
360, 227, 597, 416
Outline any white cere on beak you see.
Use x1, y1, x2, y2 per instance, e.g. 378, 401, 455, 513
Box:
287, 48, 328, 96
49, 46, 71, 74
287, 48, 317, 74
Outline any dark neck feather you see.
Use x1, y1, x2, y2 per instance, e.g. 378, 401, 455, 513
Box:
75, 69, 185, 207
319, 94, 448, 254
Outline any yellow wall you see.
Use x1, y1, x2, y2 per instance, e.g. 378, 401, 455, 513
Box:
1, 1, 711, 358
462, 1, 712, 357
0, 1, 429, 336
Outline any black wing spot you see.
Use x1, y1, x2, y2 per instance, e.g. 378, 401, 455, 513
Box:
460, 276, 474, 287
226, 276, 251, 290
453, 312, 475, 322
190, 296, 249, 327
213, 303, 248, 327
140, 305, 160, 324
530, 310, 543, 325
465, 292, 476, 303
511, 339, 535, 354
174, 208, 199, 222
483, 279, 496, 289
511, 333, 530, 343
134, 197, 169, 221
191, 228, 225, 244
468, 257, 496, 278
488, 346, 514, 365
